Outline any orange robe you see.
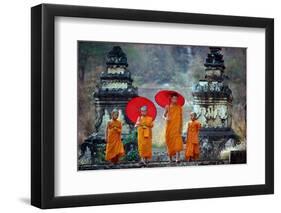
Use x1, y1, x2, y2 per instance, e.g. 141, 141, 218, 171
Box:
105, 119, 125, 163
185, 120, 201, 160
137, 116, 153, 159
165, 104, 183, 156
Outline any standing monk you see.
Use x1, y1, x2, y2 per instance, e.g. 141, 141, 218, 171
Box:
185, 112, 201, 161
163, 93, 183, 163
105, 109, 125, 164
135, 106, 154, 165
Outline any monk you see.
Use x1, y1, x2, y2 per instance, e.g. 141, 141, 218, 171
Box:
163, 93, 183, 163
105, 109, 125, 164
185, 112, 201, 161
135, 105, 154, 165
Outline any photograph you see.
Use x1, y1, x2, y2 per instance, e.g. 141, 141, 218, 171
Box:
77, 42, 247, 170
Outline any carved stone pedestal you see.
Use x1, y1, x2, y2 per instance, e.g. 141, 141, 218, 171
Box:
192, 47, 239, 160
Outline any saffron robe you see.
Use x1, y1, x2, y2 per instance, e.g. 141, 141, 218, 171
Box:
137, 116, 153, 159
105, 119, 125, 162
185, 120, 201, 160
165, 104, 183, 156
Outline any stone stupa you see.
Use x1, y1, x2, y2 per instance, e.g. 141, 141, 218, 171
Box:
82, 46, 138, 164
192, 47, 239, 160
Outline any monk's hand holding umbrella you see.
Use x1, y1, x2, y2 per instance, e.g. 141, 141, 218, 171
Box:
135, 116, 140, 128
142, 122, 147, 129
163, 105, 170, 121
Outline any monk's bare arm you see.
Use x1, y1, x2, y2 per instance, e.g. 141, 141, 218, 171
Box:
163, 105, 169, 120
135, 116, 140, 128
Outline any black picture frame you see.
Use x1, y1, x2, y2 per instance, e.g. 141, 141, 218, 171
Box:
31, 3, 274, 209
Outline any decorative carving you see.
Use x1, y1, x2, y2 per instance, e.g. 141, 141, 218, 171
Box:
92, 46, 138, 134
106, 46, 128, 67
192, 47, 239, 160
94, 106, 104, 132
81, 46, 139, 163
204, 47, 225, 71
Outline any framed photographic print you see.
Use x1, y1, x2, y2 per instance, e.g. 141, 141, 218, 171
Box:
31, 3, 274, 209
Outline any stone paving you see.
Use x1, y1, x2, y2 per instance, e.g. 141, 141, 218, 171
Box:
78, 146, 229, 170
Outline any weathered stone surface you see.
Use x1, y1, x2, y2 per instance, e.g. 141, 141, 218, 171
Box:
191, 47, 240, 160
81, 46, 139, 164
78, 159, 230, 170
93, 46, 138, 136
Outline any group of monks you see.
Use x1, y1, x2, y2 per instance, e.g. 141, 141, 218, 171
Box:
104, 93, 201, 166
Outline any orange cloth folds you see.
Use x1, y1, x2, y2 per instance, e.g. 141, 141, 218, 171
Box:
185, 120, 201, 160
137, 116, 153, 159
165, 105, 183, 156
105, 120, 125, 162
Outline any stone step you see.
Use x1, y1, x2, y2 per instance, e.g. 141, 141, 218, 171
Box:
78, 160, 229, 170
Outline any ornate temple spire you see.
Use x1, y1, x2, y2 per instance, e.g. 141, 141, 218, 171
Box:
204, 47, 226, 82
93, 46, 138, 134
106, 46, 128, 67
94, 46, 138, 98
191, 46, 238, 160
192, 47, 232, 102
204, 47, 225, 70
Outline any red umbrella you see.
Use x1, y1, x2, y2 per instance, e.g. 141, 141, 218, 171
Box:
155, 90, 185, 108
125, 96, 157, 123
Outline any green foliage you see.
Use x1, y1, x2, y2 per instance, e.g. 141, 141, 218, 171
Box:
95, 144, 106, 163
124, 149, 139, 162
122, 129, 139, 161
123, 129, 137, 145
78, 41, 110, 73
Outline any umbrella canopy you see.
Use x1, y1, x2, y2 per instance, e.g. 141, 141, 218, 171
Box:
154, 90, 185, 108
125, 96, 157, 123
